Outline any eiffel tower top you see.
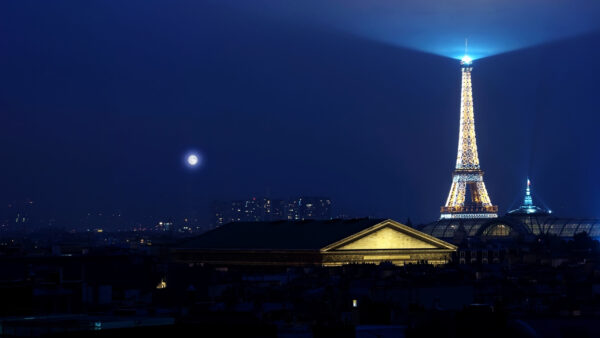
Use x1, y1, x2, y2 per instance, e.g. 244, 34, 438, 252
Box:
461, 39, 472, 67
461, 55, 473, 66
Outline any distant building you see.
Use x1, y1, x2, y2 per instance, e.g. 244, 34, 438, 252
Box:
420, 179, 600, 241
507, 178, 551, 215
212, 196, 332, 226
240, 198, 262, 222
155, 221, 172, 232
212, 198, 276, 224
285, 200, 301, 221
419, 214, 600, 241
212, 201, 229, 225
173, 219, 457, 266
286, 197, 332, 221
3, 199, 36, 229
262, 198, 285, 221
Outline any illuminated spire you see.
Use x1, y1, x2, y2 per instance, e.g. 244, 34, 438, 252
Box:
523, 178, 533, 207
440, 57, 498, 219
508, 178, 550, 215
461, 39, 472, 66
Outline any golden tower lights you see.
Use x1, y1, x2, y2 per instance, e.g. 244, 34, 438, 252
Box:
440, 56, 498, 219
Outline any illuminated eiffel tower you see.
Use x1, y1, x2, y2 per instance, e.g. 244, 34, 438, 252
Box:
440, 55, 498, 219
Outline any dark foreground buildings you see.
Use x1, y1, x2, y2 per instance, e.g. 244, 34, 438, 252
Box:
2, 229, 600, 337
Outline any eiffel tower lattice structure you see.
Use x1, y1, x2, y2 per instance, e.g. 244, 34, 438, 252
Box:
440, 55, 498, 219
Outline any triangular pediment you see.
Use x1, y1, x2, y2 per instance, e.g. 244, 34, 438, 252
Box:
321, 219, 457, 252
336, 227, 436, 250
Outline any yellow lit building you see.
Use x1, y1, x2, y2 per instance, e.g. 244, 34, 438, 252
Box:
173, 219, 456, 267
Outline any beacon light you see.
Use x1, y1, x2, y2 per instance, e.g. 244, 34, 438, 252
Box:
461, 55, 472, 64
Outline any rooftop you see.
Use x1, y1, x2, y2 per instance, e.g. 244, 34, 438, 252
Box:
177, 218, 386, 250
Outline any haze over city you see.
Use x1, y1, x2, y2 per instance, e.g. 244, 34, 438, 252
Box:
2, 1, 600, 227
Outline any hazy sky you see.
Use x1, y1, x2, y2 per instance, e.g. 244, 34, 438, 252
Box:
1, 1, 600, 224
231, 0, 600, 59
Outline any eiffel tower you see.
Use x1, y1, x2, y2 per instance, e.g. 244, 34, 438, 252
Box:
440, 55, 498, 219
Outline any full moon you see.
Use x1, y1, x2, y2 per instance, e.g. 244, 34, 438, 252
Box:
187, 154, 199, 166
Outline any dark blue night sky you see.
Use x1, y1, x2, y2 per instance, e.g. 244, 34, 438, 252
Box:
1, 1, 600, 224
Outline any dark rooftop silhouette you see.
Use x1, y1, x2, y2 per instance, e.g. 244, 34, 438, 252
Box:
178, 218, 386, 250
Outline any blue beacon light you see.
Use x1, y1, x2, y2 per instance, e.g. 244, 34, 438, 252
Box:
461, 55, 473, 65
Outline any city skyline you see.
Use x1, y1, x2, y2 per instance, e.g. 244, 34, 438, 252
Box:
2, 2, 600, 337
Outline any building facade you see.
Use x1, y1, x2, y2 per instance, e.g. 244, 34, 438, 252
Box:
173, 219, 457, 267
